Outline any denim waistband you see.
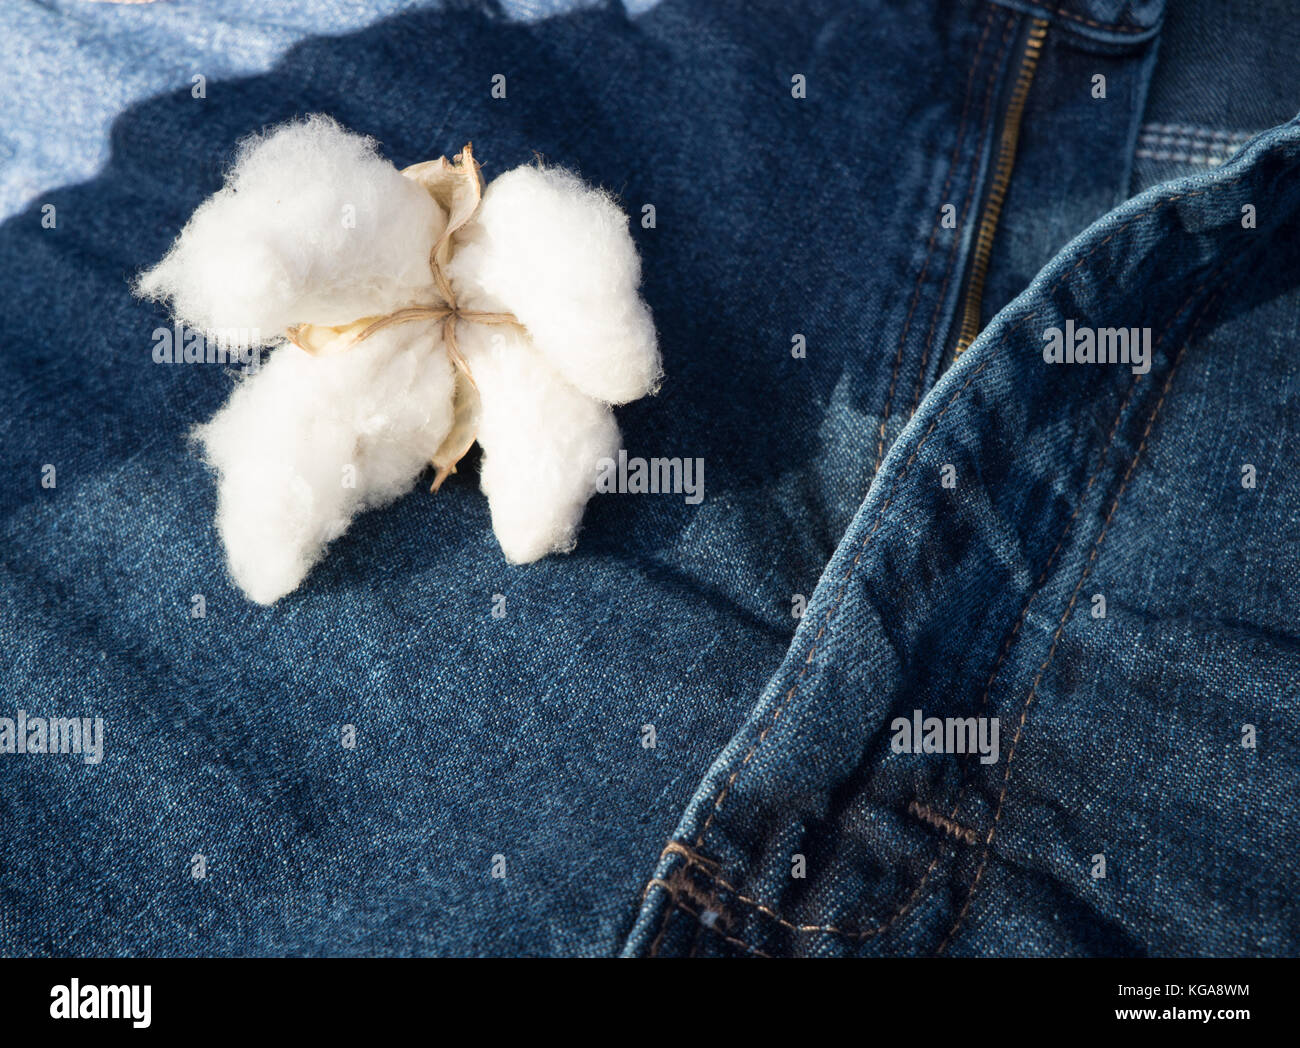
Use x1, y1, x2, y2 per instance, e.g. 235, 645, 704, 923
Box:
998, 0, 1163, 41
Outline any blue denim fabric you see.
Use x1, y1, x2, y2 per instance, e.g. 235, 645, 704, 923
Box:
629, 111, 1300, 959
0, 0, 659, 220
2, 0, 1297, 958
1127, 2, 1300, 193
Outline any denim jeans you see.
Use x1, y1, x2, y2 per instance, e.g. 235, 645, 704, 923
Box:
1, 0, 1297, 957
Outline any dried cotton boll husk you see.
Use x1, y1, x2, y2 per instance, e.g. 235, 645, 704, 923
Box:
458, 323, 621, 563
134, 115, 444, 345
195, 324, 455, 605
448, 165, 661, 405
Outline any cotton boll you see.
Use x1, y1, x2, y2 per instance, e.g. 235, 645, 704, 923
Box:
197, 321, 454, 604
136, 115, 443, 345
449, 165, 661, 405
459, 325, 620, 563
138, 120, 660, 597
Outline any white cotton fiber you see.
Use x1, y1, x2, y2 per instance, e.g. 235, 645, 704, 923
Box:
459, 324, 620, 562
138, 116, 660, 603
448, 165, 661, 404
195, 324, 455, 604
135, 115, 443, 344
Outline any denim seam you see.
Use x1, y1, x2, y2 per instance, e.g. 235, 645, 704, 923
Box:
644, 863, 771, 959
1050, 6, 1149, 35
908, 11, 1028, 418
693, 178, 1247, 842
934, 281, 1227, 955
648, 898, 678, 958
645, 170, 1258, 952
877, 354, 1155, 932
875, 3, 1007, 473
645, 872, 676, 958
669, 346, 1139, 939
687, 914, 704, 958
694, 350, 998, 850
907, 799, 981, 845
993, 2, 1155, 38
644, 849, 734, 957
676, 899, 771, 958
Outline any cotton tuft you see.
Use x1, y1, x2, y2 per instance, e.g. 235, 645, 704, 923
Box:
448, 166, 661, 404
137, 116, 444, 344
136, 116, 660, 603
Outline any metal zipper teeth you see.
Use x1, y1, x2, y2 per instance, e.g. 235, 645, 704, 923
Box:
953, 17, 1049, 356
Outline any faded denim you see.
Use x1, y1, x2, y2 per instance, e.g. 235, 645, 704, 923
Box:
1, 0, 1297, 957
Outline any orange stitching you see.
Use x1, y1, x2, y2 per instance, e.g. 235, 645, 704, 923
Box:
1051, 5, 1152, 34
722, 861, 927, 937
642, 876, 676, 900
876, 4, 1005, 473
683, 356, 1143, 939
675, 325, 1157, 942
648, 899, 677, 958
675, 900, 772, 958
694, 351, 997, 849
644, 876, 679, 957
901, 358, 1146, 836
661, 839, 720, 872
965, 366, 1137, 712
644, 861, 732, 957
670, 806, 946, 936
690, 274, 1217, 949
899, 342, 1151, 836
907, 800, 981, 845
934, 284, 1226, 955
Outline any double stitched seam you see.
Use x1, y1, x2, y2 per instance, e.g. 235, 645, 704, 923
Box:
693, 349, 1000, 853
671, 849, 916, 938
671, 350, 1140, 940
1050, 5, 1151, 34
645, 858, 772, 958
693, 175, 1256, 843
876, 4, 1008, 474
644, 842, 718, 952
644, 845, 732, 957
935, 278, 1229, 955
648, 899, 679, 958
646, 876, 676, 957
635, 149, 1283, 951
895, 354, 1149, 866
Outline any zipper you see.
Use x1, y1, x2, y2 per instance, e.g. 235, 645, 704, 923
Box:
951, 16, 1049, 357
